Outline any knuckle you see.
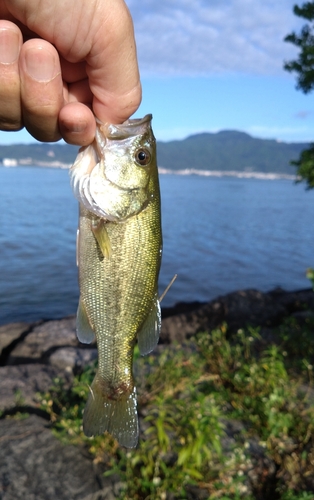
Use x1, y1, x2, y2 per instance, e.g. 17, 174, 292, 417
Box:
0, 119, 23, 131
24, 118, 61, 143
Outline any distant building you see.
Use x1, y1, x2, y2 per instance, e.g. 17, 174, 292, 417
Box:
2, 158, 18, 167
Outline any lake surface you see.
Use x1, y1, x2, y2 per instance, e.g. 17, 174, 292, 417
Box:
1, 166, 314, 325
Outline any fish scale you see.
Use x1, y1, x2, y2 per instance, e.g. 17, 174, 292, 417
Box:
70, 114, 162, 447
79, 203, 159, 389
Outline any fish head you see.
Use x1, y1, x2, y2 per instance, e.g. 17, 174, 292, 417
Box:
70, 114, 158, 222
96, 115, 155, 191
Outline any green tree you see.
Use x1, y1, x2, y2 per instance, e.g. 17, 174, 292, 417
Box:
284, 2, 314, 188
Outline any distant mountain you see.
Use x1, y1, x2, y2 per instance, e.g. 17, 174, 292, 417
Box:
157, 130, 309, 174
0, 130, 310, 174
0, 142, 78, 166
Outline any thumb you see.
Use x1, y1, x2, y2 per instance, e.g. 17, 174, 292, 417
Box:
86, 0, 142, 123
86, 0, 141, 123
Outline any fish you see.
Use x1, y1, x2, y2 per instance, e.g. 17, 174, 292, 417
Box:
69, 114, 162, 448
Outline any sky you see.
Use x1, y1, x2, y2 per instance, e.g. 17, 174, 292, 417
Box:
0, 0, 313, 145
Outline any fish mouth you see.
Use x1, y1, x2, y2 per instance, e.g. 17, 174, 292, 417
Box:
96, 114, 153, 141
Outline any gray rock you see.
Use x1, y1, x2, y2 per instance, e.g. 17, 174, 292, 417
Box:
81, 482, 125, 500
0, 364, 59, 411
161, 299, 224, 343
7, 317, 79, 363
0, 415, 110, 500
291, 309, 314, 321
246, 439, 277, 496
0, 322, 33, 357
49, 347, 97, 372
161, 288, 314, 343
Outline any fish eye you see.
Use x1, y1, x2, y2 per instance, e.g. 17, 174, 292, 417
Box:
135, 148, 151, 166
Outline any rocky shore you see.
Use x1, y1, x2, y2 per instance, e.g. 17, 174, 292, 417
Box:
1, 287, 314, 500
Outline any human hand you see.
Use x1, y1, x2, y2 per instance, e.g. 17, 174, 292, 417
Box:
0, 0, 141, 145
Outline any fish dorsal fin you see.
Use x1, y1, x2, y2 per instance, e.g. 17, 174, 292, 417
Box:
76, 298, 95, 344
91, 219, 112, 259
137, 295, 161, 356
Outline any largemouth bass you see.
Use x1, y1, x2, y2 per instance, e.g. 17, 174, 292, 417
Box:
69, 114, 162, 448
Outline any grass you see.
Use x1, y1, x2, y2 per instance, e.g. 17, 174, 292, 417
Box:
38, 318, 314, 500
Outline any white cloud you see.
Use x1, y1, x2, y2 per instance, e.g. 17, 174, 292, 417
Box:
125, 0, 304, 76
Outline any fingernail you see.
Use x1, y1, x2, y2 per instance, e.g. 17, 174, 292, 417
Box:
24, 46, 59, 82
0, 29, 20, 64
63, 120, 88, 134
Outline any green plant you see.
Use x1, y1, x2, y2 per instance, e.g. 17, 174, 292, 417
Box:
281, 491, 314, 500
277, 315, 314, 368
38, 323, 314, 499
306, 267, 314, 289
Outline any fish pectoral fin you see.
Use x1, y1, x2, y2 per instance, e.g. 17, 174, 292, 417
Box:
91, 219, 112, 259
137, 295, 161, 356
76, 298, 95, 344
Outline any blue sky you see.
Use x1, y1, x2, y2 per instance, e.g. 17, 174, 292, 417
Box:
0, 0, 313, 145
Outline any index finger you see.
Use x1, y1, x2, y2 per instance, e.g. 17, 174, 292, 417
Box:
4, 0, 142, 124
0, 20, 23, 130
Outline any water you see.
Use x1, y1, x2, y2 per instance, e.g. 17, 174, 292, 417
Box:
1, 166, 314, 325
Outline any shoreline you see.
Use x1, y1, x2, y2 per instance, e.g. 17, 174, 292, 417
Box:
1, 163, 298, 180
158, 167, 299, 180
1, 286, 313, 330
1, 286, 314, 498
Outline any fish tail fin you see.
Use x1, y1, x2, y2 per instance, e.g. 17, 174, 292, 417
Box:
83, 374, 138, 448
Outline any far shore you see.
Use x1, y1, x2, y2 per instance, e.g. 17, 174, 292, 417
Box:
1, 162, 298, 180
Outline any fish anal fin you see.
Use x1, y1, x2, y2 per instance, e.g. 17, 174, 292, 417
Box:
83, 375, 138, 448
91, 219, 112, 259
137, 295, 161, 356
76, 298, 95, 344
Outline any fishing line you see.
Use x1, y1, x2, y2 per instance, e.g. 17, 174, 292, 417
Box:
159, 274, 178, 303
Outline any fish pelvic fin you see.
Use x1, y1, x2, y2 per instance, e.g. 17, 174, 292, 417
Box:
76, 298, 95, 344
83, 375, 138, 448
91, 219, 112, 259
137, 294, 161, 356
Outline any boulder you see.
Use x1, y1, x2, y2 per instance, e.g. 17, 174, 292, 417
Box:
0, 415, 115, 500
161, 288, 314, 343
0, 322, 36, 364
49, 346, 97, 372
7, 317, 79, 364
0, 364, 59, 411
